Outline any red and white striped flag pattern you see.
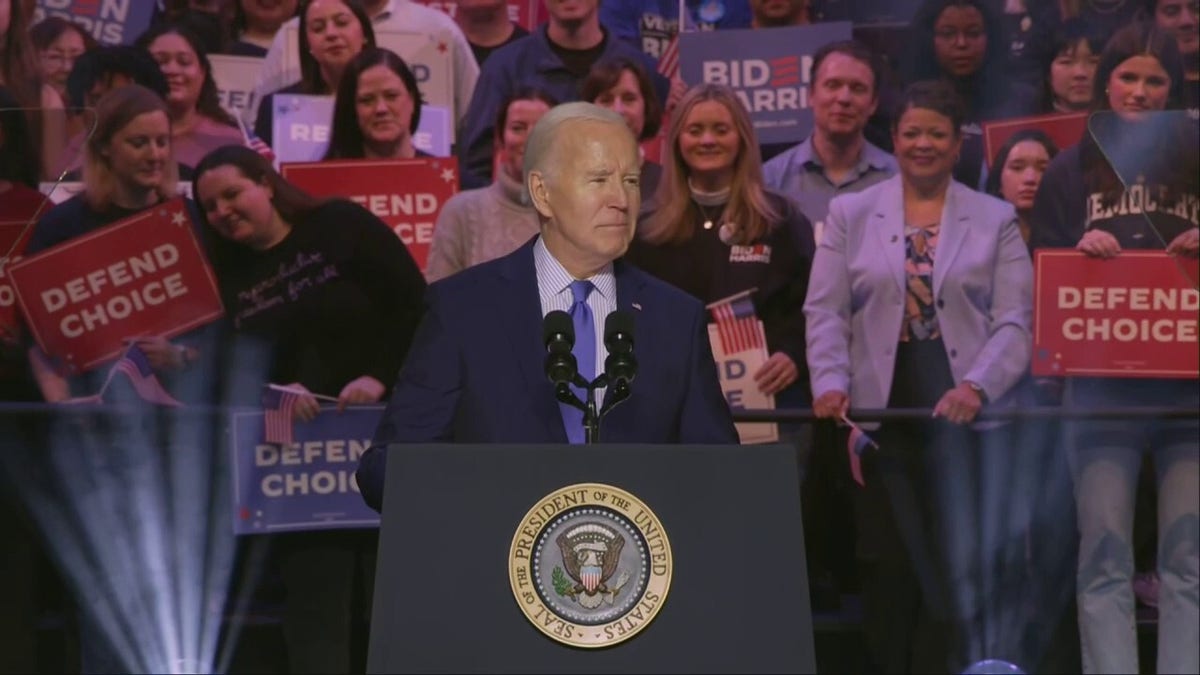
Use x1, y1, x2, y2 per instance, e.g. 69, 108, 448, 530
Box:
658, 34, 680, 78
263, 386, 300, 445
110, 344, 183, 407
246, 130, 277, 163
708, 293, 764, 354
582, 568, 600, 592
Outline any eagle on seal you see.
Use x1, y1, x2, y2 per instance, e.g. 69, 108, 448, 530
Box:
556, 522, 625, 598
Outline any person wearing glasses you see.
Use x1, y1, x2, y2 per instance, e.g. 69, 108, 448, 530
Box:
31, 16, 97, 104
904, 0, 1039, 189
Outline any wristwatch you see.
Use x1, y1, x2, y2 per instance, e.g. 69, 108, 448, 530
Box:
964, 380, 987, 403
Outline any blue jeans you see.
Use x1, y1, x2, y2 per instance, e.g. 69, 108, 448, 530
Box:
1068, 404, 1199, 674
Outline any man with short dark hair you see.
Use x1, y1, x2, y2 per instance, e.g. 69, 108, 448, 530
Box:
763, 40, 897, 244
358, 103, 736, 512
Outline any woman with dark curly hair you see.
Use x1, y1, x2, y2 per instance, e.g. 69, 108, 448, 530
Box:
137, 24, 244, 171
904, 0, 1040, 189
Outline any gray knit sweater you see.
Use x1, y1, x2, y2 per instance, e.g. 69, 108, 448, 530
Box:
425, 170, 540, 282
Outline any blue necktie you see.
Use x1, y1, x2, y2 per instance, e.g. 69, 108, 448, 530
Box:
561, 280, 594, 444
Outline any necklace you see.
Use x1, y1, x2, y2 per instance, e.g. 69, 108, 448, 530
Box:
696, 201, 723, 230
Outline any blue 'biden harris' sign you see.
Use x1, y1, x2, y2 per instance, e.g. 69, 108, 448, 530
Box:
231, 406, 384, 534
34, 0, 156, 46
679, 22, 852, 146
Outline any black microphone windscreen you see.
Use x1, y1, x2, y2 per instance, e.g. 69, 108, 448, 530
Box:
604, 310, 635, 346
543, 310, 574, 347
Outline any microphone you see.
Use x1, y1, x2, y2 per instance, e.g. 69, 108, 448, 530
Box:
543, 310, 577, 387
603, 310, 637, 390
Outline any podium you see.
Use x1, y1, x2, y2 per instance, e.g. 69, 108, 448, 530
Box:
368, 443, 814, 673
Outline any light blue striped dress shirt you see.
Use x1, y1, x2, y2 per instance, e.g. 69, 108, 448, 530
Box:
533, 237, 616, 405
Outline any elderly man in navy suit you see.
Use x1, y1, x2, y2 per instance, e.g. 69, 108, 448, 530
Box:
357, 102, 738, 512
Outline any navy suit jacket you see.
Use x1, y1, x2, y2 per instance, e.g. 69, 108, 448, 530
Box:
357, 239, 738, 511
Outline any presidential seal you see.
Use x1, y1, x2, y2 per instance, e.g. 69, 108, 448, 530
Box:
509, 483, 672, 648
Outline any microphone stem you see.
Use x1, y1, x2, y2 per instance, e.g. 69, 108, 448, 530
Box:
584, 381, 601, 444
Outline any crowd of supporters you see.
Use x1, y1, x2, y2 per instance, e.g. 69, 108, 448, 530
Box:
0, 0, 1197, 673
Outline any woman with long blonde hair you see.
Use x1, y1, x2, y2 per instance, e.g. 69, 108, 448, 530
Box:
627, 83, 815, 408
641, 84, 781, 246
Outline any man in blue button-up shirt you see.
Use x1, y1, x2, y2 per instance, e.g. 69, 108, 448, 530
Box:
763, 40, 897, 244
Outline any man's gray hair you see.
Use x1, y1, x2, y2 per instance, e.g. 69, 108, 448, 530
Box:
522, 101, 630, 180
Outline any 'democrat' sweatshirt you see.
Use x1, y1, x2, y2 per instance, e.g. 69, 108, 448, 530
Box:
1029, 143, 1199, 252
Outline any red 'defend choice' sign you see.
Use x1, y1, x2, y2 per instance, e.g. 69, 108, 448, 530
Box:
8, 199, 225, 373
0, 222, 35, 339
1033, 250, 1200, 378
281, 158, 459, 273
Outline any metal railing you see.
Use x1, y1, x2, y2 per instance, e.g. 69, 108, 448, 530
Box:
733, 405, 1200, 423
0, 402, 1194, 422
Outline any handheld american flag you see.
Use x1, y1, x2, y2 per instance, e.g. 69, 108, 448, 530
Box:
263, 386, 301, 445
108, 344, 183, 407
707, 291, 764, 354
843, 415, 878, 487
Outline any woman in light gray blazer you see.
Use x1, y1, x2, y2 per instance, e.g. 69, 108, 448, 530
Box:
804, 80, 1033, 673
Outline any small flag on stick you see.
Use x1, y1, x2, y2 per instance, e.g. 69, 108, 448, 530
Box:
262, 384, 339, 444
105, 344, 182, 407
842, 414, 878, 487
263, 386, 301, 445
